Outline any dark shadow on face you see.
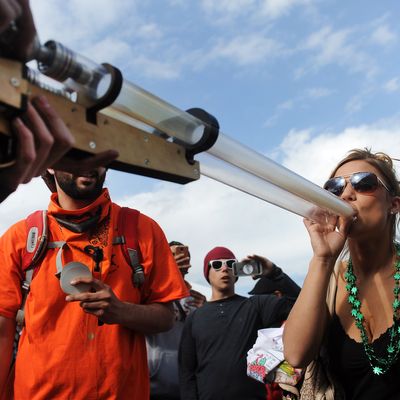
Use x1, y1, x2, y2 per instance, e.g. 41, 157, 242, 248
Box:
54, 169, 106, 201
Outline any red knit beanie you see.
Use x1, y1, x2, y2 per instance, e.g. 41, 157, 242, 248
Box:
203, 246, 236, 283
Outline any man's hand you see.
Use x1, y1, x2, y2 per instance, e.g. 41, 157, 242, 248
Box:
0, 96, 118, 202
171, 245, 191, 270
175, 253, 191, 271
66, 276, 175, 333
244, 254, 276, 279
0, 96, 73, 201
65, 277, 124, 324
187, 289, 206, 308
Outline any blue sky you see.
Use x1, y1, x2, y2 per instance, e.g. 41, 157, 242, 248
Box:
2, 0, 400, 297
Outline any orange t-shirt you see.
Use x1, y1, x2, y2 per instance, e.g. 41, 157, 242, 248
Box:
0, 189, 189, 400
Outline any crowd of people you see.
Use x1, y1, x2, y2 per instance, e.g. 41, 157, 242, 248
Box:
1, 2, 400, 400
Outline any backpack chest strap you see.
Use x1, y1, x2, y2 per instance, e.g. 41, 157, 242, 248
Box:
19, 241, 66, 300
47, 241, 67, 278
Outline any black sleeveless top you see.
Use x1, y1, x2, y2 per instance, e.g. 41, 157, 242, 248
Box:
328, 314, 400, 399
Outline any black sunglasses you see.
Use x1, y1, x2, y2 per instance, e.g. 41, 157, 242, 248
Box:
323, 171, 391, 197
209, 259, 237, 271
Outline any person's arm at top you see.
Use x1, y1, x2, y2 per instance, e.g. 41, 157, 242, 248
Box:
0, 1, 118, 203
283, 213, 353, 368
179, 314, 199, 400
0, 316, 15, 396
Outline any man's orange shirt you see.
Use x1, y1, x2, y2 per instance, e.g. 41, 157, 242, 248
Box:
0, 189, 189, 400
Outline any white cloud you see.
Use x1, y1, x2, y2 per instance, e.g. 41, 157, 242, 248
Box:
200, 0, 313, 22
201, 0, 255, 15
30, 0, 182, 81
264, 99, 293, 126
305, 87, 333, 99
371, 25, 396, 47
0, 179, 50, 235
86, 38, 133, 66
68, 0, 135, 27
264, 87, 332, 127
136, 23, 163, 40
31, 0, 136, 46
259, 0, 312, 19
130, 55, 181, 80
384, 77, 400, 93
300, 26, 377, 78
167, 0, 186, 5
345, 95, 364, 114
278, 100, 294, 110
206, 34, 282, 66
345, 85, 374, 114
280, 122, 400, 184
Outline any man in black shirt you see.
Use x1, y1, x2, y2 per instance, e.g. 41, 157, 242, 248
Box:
179, 246, 294, 400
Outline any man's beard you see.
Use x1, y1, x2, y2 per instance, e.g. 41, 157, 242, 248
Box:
54, 170, 106, 201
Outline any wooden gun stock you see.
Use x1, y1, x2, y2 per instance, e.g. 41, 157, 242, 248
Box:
0, 58, 200, 184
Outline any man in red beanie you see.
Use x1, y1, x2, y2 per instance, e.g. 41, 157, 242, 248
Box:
179, 246, 294, 400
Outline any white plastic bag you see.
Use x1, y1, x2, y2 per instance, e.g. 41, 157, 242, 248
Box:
247, 327, 302, 386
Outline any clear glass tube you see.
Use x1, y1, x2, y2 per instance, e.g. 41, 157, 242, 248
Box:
104, 84, 354, 219
37, 40, 112, 107
106, 91, 354, 218
199, 154, 343, 223
206, 134, 354, 218
35, 42, 354, 219
109, 82, 205, 144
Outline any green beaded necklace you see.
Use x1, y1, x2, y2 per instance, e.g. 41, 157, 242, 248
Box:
344, 242, 400, 375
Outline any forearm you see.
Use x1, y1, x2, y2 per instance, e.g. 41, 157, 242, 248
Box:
0, 316, 15, 395
260, 261, 279, 277
114, 302, 174, 334
283, 256, 335, 367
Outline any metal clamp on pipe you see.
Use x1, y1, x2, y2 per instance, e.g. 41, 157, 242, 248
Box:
180, 108, 219, 164
86, 63, 123, 124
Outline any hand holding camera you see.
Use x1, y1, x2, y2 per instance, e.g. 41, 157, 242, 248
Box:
232, 254, 276, 278
171, 245, 191, 270
232, 260, 262, 277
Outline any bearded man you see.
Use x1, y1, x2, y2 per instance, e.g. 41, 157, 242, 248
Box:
0, 167, 188, 400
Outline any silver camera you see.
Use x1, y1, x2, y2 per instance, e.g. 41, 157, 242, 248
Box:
232, 260, 262, 277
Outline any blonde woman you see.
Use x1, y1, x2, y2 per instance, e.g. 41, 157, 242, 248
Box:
284, 149, 400, 399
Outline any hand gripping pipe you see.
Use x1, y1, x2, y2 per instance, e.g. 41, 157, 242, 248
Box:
31, 40, 354, 222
